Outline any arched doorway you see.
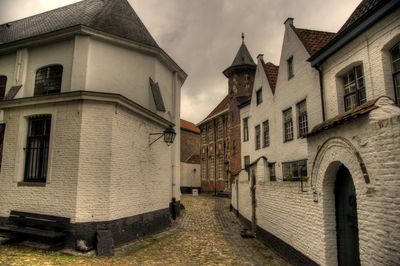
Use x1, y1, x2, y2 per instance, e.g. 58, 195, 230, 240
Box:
335, 165, 360, 266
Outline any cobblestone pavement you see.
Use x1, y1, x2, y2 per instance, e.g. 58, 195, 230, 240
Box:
0, 195, 289, 265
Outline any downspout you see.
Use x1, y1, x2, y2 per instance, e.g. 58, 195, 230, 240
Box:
317, 65, 326, 122
213, 119, 217, 196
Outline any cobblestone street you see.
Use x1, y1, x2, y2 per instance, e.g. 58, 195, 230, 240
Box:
0, 195, 288, 265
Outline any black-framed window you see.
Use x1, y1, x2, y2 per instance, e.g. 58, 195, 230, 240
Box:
0, 75, 7, 100
297, 100, 308, 138
24, 115, 51, 182
287, 56, 294, 79
282, 160, 307, 181
244, 155, 250, 170
34, 65, 63, 96
269, 162, 276, 181
243, 117, 249, 142
342, 65, 366, 111
262, 120, 269, 147
283, 108, 293, 142
256, 88, 263, 105
391, 42, 400, 105
255, 125, 261, 150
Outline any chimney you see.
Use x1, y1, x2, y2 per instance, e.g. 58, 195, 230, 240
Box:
257, 54, 264, 61
284, 17, 294, 25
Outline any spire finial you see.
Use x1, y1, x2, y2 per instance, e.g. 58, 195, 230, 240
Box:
242, 32, 245, 43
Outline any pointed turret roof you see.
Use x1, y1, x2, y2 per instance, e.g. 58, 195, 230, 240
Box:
223, 34, 256, 77
0, 0, 159, 48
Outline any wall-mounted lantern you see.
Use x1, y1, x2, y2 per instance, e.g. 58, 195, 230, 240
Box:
149, 126, 176, 146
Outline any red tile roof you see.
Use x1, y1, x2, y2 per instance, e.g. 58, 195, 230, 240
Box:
261, 60, 279, 94
180, 119, 200, 134
310, 97, 381, 135
338, 0, 385, 35
291, 25, 335, 56
199, 95, 230, 125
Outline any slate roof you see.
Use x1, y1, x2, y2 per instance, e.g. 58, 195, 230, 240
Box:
261, 60, 279, 94
0, 0, 159, 48
199, 95, 230, 125
337, 0, 385, 35
223, 41, 257, 77
291, 25, 335, 56
230, 42, 256, 68
180, 119, 200, 134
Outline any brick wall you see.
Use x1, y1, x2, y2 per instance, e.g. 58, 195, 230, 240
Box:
180, 129, 200, 162
234, 109, 400, 265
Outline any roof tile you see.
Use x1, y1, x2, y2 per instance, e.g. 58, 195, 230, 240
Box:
180, 119, 200, 134
0, 0, 158, 48
261, 60, 279, 94
291, 25, 335, 56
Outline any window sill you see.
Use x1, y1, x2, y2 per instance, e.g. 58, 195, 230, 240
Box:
283, 139, 293, 143
17, 182, 46, 187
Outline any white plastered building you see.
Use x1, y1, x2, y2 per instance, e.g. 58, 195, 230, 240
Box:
0, 0, 186, 248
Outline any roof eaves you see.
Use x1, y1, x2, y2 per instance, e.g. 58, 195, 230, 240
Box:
197, 109, 229, 126
309, 0, 399, 66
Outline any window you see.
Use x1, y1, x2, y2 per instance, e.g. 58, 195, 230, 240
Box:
217, 118, 224, 139
0, 76, 7, 100
201, 160, 207, 180
244, 155, 250, 170
256, 88, 263, 105
24, 115, 51, 182
217, 157, 224, 179
269, 163, 276, 181
208, 156, 215, 179
297, 100, 308, 138
255, 125, 261, 150
282, 160, 307, 181
287, 56, 294, 79
262, 120, 269, 147
34, 65, 63, 96
391, 42, 400, 105
208, 124, 214, 141
342, 65, 366, 111
283, 108, 293, 142
243, 117, 249, 142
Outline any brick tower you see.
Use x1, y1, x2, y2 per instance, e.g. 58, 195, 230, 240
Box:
223, 34, 256, 176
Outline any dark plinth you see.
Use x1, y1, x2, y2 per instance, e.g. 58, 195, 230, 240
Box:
96, 230, 114, 256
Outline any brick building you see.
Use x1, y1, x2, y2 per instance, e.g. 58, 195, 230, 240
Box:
198, 36, 256, 193
0, 0, 186, 250
232, 0, 400, 265
180, 119, 201, 193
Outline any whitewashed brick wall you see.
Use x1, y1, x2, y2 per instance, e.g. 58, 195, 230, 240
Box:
322, 10, 400, 119
235, 108, 400, 265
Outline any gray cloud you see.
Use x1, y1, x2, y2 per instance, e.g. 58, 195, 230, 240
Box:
0, 0, 362, 123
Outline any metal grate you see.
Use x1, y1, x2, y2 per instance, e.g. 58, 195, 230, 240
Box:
24, 115, 51, 182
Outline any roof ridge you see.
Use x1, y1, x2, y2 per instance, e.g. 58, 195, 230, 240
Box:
294, 27, 335, 35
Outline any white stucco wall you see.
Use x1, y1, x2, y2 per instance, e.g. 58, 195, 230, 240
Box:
0, 39, 75, 99
322, 9, 400, 119
180, 162, 200, 188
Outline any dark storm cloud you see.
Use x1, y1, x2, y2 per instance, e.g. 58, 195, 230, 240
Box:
0, 0, 362, 123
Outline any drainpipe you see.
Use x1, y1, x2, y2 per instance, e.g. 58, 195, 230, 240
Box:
317, 65, 326, 122
213, 119, 217, 196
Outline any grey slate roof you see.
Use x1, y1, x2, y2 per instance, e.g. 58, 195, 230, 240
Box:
230, 42, 256, 67
0, 0, 159, 48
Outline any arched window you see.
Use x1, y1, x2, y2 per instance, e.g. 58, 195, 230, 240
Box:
391, 42, 400, 104
0, 75, 7, 100
34, 65, 63, 96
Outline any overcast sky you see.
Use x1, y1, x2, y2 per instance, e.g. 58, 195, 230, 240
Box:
0, 0, 362, 124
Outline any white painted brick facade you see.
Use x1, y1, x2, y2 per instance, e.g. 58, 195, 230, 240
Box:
233, 8, 400, 266
0, 99, 178, 223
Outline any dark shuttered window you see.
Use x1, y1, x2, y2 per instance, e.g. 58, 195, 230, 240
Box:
24, 115, 51, 182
